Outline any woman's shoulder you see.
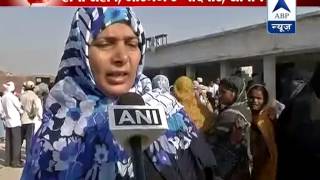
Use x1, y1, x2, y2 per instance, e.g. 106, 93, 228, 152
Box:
260, 106, 277, 122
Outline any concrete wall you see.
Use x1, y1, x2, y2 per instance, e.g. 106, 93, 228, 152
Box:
144, 12, 320, 69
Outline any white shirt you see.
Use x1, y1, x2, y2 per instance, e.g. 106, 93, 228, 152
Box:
1, 91, 23, 128
0, 97, 5, 120
208, 83, 219, 98
20, 90, 43, 125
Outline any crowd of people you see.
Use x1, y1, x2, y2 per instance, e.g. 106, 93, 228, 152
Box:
0, 80, 48, 168
0, 7, 319, 180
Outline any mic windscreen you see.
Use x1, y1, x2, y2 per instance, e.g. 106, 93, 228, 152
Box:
109, 92, 168, 152
118, 92, 145, 105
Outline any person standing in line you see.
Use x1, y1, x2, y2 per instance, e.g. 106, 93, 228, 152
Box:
0, 91, 5, 143
208, 78, 220, 99
277, 64, 320, 180
173, 76, 215, 134
33, 85, 45, 134
20, 81, 42, 155
151, 75, 170, 93
206, 76, 252, 180
247, 84, 277, 180
34, 82, 49, 108
137, 73, 152, 95
1, 81, 24, 168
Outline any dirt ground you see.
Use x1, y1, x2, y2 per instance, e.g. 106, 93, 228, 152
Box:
0, 142, 24, 180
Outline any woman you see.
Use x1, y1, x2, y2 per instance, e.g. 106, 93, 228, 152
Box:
143, 75, 180, 116
151, 75, 170, 93
277, 64, 320, 179
207, 76, 252, 180
247, 84, 277, 180
173, 76, 215, 134
21, 8, 216, 180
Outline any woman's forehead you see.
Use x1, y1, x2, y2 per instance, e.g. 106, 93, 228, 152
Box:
249, 89, 264, 96
95, 23, 138, 39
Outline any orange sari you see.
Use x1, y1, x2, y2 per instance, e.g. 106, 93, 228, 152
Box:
251, 107, 278, 180
173, 76, 214, 132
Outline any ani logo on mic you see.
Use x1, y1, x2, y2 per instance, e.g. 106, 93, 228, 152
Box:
267, 0, 296, 34
114, 107, 162, 126
108, 105, 168, 152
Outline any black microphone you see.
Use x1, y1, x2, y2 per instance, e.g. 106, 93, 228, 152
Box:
109, 92, 168, 180
117, 92, 145, 105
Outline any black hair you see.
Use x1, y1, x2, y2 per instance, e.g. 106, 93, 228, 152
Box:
220, 79, 238, 94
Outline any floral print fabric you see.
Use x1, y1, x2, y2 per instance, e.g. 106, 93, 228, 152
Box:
21, 8, 199, 180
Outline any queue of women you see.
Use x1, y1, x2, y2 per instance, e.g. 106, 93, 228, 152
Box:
20, 7, 320, 180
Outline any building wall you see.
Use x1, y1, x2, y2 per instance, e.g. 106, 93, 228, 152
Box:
144, 13, 320, 69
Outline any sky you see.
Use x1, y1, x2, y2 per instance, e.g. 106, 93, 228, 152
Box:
0, 7, 319, 75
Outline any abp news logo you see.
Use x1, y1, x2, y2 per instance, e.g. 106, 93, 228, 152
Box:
267, 0, 296, 34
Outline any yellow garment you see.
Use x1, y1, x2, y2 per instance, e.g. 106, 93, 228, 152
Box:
251, 107, 278, 180
173, 76, 214, 132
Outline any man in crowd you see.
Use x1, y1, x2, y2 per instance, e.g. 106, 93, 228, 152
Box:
20, 81, 41, 155
208, 78, 220, 99
0, 91, 5, 143
1, 81, 24, 168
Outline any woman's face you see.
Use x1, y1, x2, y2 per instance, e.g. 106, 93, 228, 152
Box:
248, 89, 265, 111
219, 85, 236, 106
89, 23, 141, 97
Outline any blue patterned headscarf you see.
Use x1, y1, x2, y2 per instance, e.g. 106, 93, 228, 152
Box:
21, 8, 200, 180
56, 7, 146, 97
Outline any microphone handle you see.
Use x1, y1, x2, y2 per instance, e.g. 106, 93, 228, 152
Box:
129, 136, 146, 180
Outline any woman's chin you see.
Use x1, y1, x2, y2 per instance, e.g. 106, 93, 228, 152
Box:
102, 86, 131, 97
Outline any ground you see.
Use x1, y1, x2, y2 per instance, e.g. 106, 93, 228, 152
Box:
0, 142, 24, 180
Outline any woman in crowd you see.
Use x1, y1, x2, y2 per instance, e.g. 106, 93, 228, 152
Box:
151, 75, 170, 93
206, 76, 252, 180
277, 64, 320, 179
247, 84, 277, 180
173, 76, 215, 134
143, 74, 180, 116
21, 7, 216, 180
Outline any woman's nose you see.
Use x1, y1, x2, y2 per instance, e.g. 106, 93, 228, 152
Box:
111, 43, 129, 66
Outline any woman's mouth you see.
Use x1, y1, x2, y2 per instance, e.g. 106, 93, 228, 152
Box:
106, 72, 129, 84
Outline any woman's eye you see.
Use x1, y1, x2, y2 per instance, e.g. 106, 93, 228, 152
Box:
127, 41, 138, 48
95, 42, 111, 48
91, 39, 112, 48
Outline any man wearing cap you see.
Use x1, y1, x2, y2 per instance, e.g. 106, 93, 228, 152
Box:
1, 81, 24, 167
20, 81, 41, 156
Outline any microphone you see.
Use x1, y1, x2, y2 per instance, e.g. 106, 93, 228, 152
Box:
109, 92, 168, 180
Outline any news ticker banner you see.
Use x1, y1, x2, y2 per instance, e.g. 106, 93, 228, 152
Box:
0, 0, 318, 6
